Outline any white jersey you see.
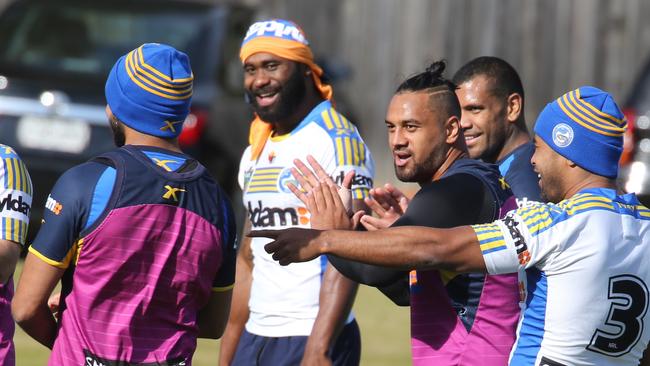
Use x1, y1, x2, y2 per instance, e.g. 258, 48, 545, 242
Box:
238, 100, 375, 337
473, 188, 650, 366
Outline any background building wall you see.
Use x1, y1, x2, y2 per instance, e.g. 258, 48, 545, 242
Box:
256, 0, 650, 184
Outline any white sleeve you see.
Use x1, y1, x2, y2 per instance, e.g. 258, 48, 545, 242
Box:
472, 203, 560, 275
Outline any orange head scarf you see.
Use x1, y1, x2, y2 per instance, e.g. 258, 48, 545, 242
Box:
240, 19, 333, 161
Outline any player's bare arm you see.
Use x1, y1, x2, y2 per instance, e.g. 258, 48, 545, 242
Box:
12, 252, 65, 349
218, 218, 253, 366
0, 239, 20, 284
257, 225, 484, 272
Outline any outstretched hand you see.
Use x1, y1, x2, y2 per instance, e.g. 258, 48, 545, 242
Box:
287, 155, 362, 230
360, 184, 410, 230
250, 228, 323, 266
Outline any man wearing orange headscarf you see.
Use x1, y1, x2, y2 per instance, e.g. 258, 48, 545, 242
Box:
219, 19, 375, 366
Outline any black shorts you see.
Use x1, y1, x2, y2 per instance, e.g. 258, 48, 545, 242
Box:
232, 320, 361, 366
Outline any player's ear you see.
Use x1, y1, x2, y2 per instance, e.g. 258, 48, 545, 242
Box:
506, 92, 523, 123
445, 115, 462, 144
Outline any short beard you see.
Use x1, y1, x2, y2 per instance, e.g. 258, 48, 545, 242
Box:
539, 174, 563, 203
109, 115, 126, 147
246, 66, 307, 123
393, 157, 441, 184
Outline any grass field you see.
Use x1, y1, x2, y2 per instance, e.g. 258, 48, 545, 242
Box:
12, 262, 411, 365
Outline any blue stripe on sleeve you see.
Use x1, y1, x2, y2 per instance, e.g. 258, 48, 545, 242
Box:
84, 167, 117, 231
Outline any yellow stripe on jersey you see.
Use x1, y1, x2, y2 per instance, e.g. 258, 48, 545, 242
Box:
473, 223, 501, 233
13, 218, 19, 243
351, 138, 360, 166
566, 202, 614, 215
4, 158, 13, 190
480, 239, 506, 252
29, 246, 69, 269
526, 216, 553, 235
476, 230, 503, 242
13, 158, 21, 192
359, 142, 366, 166
250, 177, 277, 183
335, 138, 345, 166
3, 157, 32, 193
20, 221, 27, 244
321, 110, 335, 130
344, 137, 353, 165
352, 188, 369, 199
29, 238, 82, 269
74, 238, 84, 265
212, 284, 235, 292
472, 223, 507, 253
331, 109, 343, 129
341, 114, 351, 129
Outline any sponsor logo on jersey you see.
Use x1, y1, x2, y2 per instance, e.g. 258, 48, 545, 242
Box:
0, 193, 30, 215
552, 123, 574, 148
278, 168, 299, 194
243, 167, 254, 191
248, 200, 309, 228
163, 185, 186, 202
45, 194, 62, 215
516, 197, 536, 208
499, 177, 510, 190
332, 171, 373, 188
83, 349, 187, 366
503, 214, 530, 265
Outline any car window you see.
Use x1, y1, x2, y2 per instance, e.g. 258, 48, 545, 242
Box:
0, 2, 212, 79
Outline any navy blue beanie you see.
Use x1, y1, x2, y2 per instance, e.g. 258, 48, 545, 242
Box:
534, 86, 626, 178
105, 43, 193, 138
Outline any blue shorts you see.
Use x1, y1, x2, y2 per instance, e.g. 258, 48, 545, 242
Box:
232, 320, 361, 366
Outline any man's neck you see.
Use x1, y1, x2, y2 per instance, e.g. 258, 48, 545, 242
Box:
124, 134, 181, 153
562, 175, 618, 201
494, 128, 530, 163
427, 147, 468, 184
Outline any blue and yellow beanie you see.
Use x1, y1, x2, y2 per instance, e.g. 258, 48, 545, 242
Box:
534, 86, 626, 178
105, 43, 193, 138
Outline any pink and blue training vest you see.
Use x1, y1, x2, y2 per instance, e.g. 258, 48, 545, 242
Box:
29, 146, 236, 365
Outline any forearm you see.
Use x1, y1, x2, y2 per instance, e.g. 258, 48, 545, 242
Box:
12, 252, 65, 349
0, 239, 20, 284
218, 294, 249, 365
306, 264, 358, 354
328, 254, 406, 287
13, 304, 57, 349
319, 226, 484, 272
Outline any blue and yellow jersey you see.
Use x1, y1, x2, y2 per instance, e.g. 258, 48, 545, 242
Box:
237, 99, 375, 337
0, 144, 32, 245
472, 188, 650, 365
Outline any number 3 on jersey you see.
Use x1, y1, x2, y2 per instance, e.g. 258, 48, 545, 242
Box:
587, 275, 649, 357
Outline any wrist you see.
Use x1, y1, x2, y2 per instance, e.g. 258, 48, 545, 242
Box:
318, 231, 332, 255
304, 337, 330, 355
